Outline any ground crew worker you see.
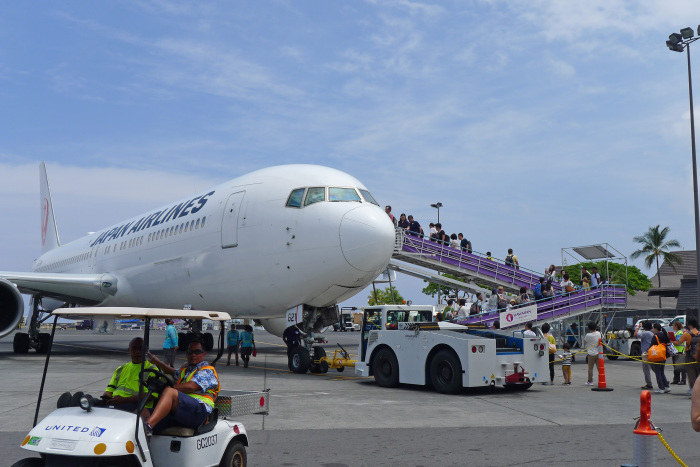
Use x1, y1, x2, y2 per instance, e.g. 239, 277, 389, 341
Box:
103, 337, 156, 412
146, 338, 220, 434
162, 318, 178, 367
239, 325, 256, 368
226, 323, 240, 366
283, 325, 301, 357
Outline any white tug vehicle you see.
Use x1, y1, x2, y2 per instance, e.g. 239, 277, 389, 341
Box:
13, 308, 269, 467
354, 305, 549, 393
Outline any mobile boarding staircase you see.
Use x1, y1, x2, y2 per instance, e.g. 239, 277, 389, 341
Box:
391, 229, 627, 329
392, 228, 562, 294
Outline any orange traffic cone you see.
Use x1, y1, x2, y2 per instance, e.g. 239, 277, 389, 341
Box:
592, 338, 613, 392
632, 390, 658, 465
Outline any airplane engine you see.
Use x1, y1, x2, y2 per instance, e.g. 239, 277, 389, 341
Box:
259, 317, 288, 338
0, 278, 25, 339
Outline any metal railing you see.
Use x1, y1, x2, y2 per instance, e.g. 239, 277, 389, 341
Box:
394, 228, 561, 293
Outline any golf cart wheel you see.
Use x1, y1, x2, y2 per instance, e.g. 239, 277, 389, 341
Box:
222, 441, 247, 467
10, 458, 44, 467
13, 333, 30, 353
289, 346, 311, 374
36, 333, 51, 354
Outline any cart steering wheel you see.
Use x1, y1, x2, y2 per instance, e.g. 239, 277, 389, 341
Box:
139, 367, 175, 395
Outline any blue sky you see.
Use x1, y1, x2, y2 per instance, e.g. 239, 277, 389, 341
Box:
2, 0, 700, 309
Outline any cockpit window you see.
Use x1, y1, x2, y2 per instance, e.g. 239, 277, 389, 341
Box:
358, 189, 379, 205
329, 187, 361, 202
286, 188, 305, 208
304, 187, 326, 206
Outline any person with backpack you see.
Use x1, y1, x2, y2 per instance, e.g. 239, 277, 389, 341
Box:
470, 293, 484, 315
534, 277, 545, 301
679, 318, 700, 396
496, 287, 508, 310
505, 248, 519, 269
590, 266, 602, 288
442, 299, 455, 321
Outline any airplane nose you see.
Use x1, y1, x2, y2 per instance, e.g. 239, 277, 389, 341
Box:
340, 205, 396, 272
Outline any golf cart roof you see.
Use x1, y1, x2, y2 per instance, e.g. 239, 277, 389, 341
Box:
52, 307, 231, 321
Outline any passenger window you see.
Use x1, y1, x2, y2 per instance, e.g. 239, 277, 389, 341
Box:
196, 218, 200, 229
304, 187, 325, 206
201, 217, 206, 228
359, 189, 379, 205
286, 188, 305, 208
329, 187, 361, 202
180, 224, 184, 233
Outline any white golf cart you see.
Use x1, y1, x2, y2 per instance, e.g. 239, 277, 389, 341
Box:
12, 308, 269, 467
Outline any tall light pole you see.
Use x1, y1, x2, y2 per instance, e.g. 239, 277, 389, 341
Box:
430, 202, 443, 224
667, 26, 700, 323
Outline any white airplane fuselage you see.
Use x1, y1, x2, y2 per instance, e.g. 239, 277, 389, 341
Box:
31, 165, 396, 320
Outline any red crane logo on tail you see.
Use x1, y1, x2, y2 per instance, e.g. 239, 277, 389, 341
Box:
41, 198, 49, 246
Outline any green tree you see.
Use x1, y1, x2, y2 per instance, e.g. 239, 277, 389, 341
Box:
421, 274, 465, 299
563, 261, 651, 295
367, 286, 404, 305
630, 225, 682, 308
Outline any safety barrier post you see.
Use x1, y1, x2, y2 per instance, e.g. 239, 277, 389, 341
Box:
632, 390, 657, 466
592, 338, 614, 392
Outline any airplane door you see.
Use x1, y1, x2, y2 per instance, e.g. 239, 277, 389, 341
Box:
221, 191, 245, 248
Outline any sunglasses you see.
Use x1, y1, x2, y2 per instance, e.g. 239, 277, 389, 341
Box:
186, 349, 205, 355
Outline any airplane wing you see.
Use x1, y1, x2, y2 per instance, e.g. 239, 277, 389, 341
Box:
0, 271, 118, 305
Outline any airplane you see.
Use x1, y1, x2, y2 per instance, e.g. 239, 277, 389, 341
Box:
0, 163, 396, 372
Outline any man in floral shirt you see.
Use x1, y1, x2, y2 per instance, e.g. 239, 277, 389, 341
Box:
145, 338, 220, 433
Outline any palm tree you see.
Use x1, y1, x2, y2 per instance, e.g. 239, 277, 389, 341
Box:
630, 225, 683, 308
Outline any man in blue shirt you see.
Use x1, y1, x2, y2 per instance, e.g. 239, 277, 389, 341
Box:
162, 319, 178, 367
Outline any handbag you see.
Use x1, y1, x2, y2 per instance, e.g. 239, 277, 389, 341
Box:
648, 336, 667, 362
667, 342, 678, 357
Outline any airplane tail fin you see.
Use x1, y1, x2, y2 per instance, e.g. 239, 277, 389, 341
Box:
40, 162, 61, 254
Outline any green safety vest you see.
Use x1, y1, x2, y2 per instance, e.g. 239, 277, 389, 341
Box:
675, 330, 686, 353
106, 361, 156, 408
240, 331, 253, 348
177, 365, 220, 408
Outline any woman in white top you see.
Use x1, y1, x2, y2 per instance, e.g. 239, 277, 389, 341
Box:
449, 233, 459, 249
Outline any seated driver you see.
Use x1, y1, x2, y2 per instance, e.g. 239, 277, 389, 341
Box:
103, 337, 156, 412
144, 338, 220, 434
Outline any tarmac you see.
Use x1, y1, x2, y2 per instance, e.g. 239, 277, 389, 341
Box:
2, 328, 700, 466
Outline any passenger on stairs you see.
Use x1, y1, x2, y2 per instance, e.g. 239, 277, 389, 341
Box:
454, 298, 469, 319
450, 233, 459, 249
545, 264, 557, 282
397, 213, 409, 230
516, 286, 531, 306
560, 273, 575, 293
487, 288, 498, 312
505, 249, 519, 269
458, 233, 472, 253
429, 223, 437, 240
407, 215, 423, 236
385, 206, 397, 226
534, 277, 545, 301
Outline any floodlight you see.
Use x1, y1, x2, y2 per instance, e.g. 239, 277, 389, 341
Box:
681, 27, 694, 39
669, 33, 683, 45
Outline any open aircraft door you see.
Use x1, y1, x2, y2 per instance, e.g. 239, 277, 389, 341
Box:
221, 191, 245, 248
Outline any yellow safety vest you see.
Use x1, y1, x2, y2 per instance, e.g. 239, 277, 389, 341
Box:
177, 365, 220, 408
106, 361, 156, 408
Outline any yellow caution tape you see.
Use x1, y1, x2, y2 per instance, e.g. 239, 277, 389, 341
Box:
657, 432, 689, 467
602, 343, 697, 366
